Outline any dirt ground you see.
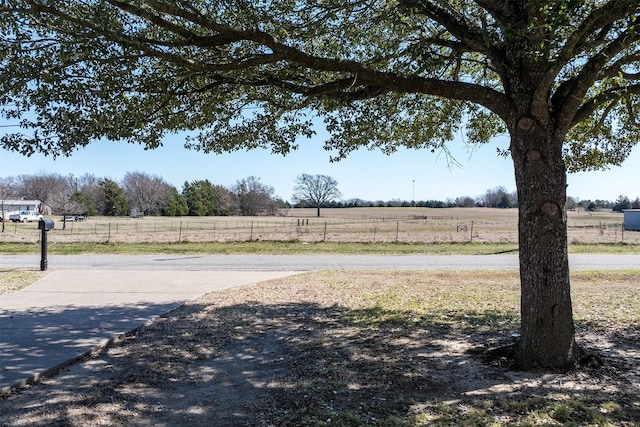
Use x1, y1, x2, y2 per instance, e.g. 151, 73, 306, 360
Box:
1, 271, 639, 426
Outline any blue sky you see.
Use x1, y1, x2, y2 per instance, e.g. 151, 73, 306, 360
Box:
1, 124, 639, 203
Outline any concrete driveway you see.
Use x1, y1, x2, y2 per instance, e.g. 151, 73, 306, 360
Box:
0, 269, 299, 394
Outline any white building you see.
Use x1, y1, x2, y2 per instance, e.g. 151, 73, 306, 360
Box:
0, 199, 42, 220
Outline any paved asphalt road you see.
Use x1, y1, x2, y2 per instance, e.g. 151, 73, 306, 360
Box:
1, 253, 639, 271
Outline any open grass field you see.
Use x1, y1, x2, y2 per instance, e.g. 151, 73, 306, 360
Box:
1, 207, 638, 248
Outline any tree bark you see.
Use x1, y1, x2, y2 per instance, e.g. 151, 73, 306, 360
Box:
510, 116, 580, 371
316, 206, 321, 217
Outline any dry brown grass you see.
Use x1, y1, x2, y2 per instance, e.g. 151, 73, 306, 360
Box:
0, 269, 47, 295
1, 207, 636, 245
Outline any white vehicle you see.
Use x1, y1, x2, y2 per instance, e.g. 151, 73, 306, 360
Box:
9, 210, 43, 223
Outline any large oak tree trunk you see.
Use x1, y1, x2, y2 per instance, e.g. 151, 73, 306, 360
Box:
510, 117, 580, 370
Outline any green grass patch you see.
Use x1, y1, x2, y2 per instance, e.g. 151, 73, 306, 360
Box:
0, 241, 522, 255
568, 242, 640, 254
1, 240, 638, 255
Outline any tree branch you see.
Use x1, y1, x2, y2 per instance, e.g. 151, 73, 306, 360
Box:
474, 0, 510, 26
537, 1, 639, 114
105, 1, 226, 47
556, 0, 639, 66
624, 94, 640, 127
591, 99, 617, 136
594, 53, 640, 83
398, 0, 497, 57
572, 84, 640, 126
554, 25, 640, 132
130, 5, 512, 115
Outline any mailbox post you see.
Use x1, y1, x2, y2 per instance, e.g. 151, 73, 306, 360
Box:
38, 219, 55, 271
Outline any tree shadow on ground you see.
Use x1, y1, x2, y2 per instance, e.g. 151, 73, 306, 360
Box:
0, 301, 184, 390
1, 300, 637, 426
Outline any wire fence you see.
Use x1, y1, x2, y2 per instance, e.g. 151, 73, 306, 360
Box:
1, 210, 638, 245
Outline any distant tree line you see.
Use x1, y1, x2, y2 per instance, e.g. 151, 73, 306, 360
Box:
565, 195, 640, 213
293, 186, 520, 209
1, 172, 637, 218
0, 172, 287, 218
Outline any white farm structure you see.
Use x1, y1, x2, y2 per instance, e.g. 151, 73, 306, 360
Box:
0, 199, 42, 221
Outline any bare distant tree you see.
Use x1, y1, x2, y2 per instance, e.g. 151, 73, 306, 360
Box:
455, 196, 477, 208
233, 176, 276, 216
47, 175, 87, 228
292, 174, 341, 217
0, 177, 19, 232
212, 184, 239, 216
482, 186, 515, 208
16, 172, 66, 213
566, 197, 579, 211
122, 172, 168, 216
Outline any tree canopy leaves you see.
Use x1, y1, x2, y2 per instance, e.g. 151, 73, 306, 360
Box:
1, 1, 638, 171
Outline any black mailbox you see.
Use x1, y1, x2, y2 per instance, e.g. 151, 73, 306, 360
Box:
38, 219, 55, 231
38, 219, 54, 271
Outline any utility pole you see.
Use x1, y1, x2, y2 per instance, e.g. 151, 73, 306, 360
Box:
412, 180, 415, 207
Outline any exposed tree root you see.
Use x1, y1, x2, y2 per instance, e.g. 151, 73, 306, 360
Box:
467, 342, 606, 372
